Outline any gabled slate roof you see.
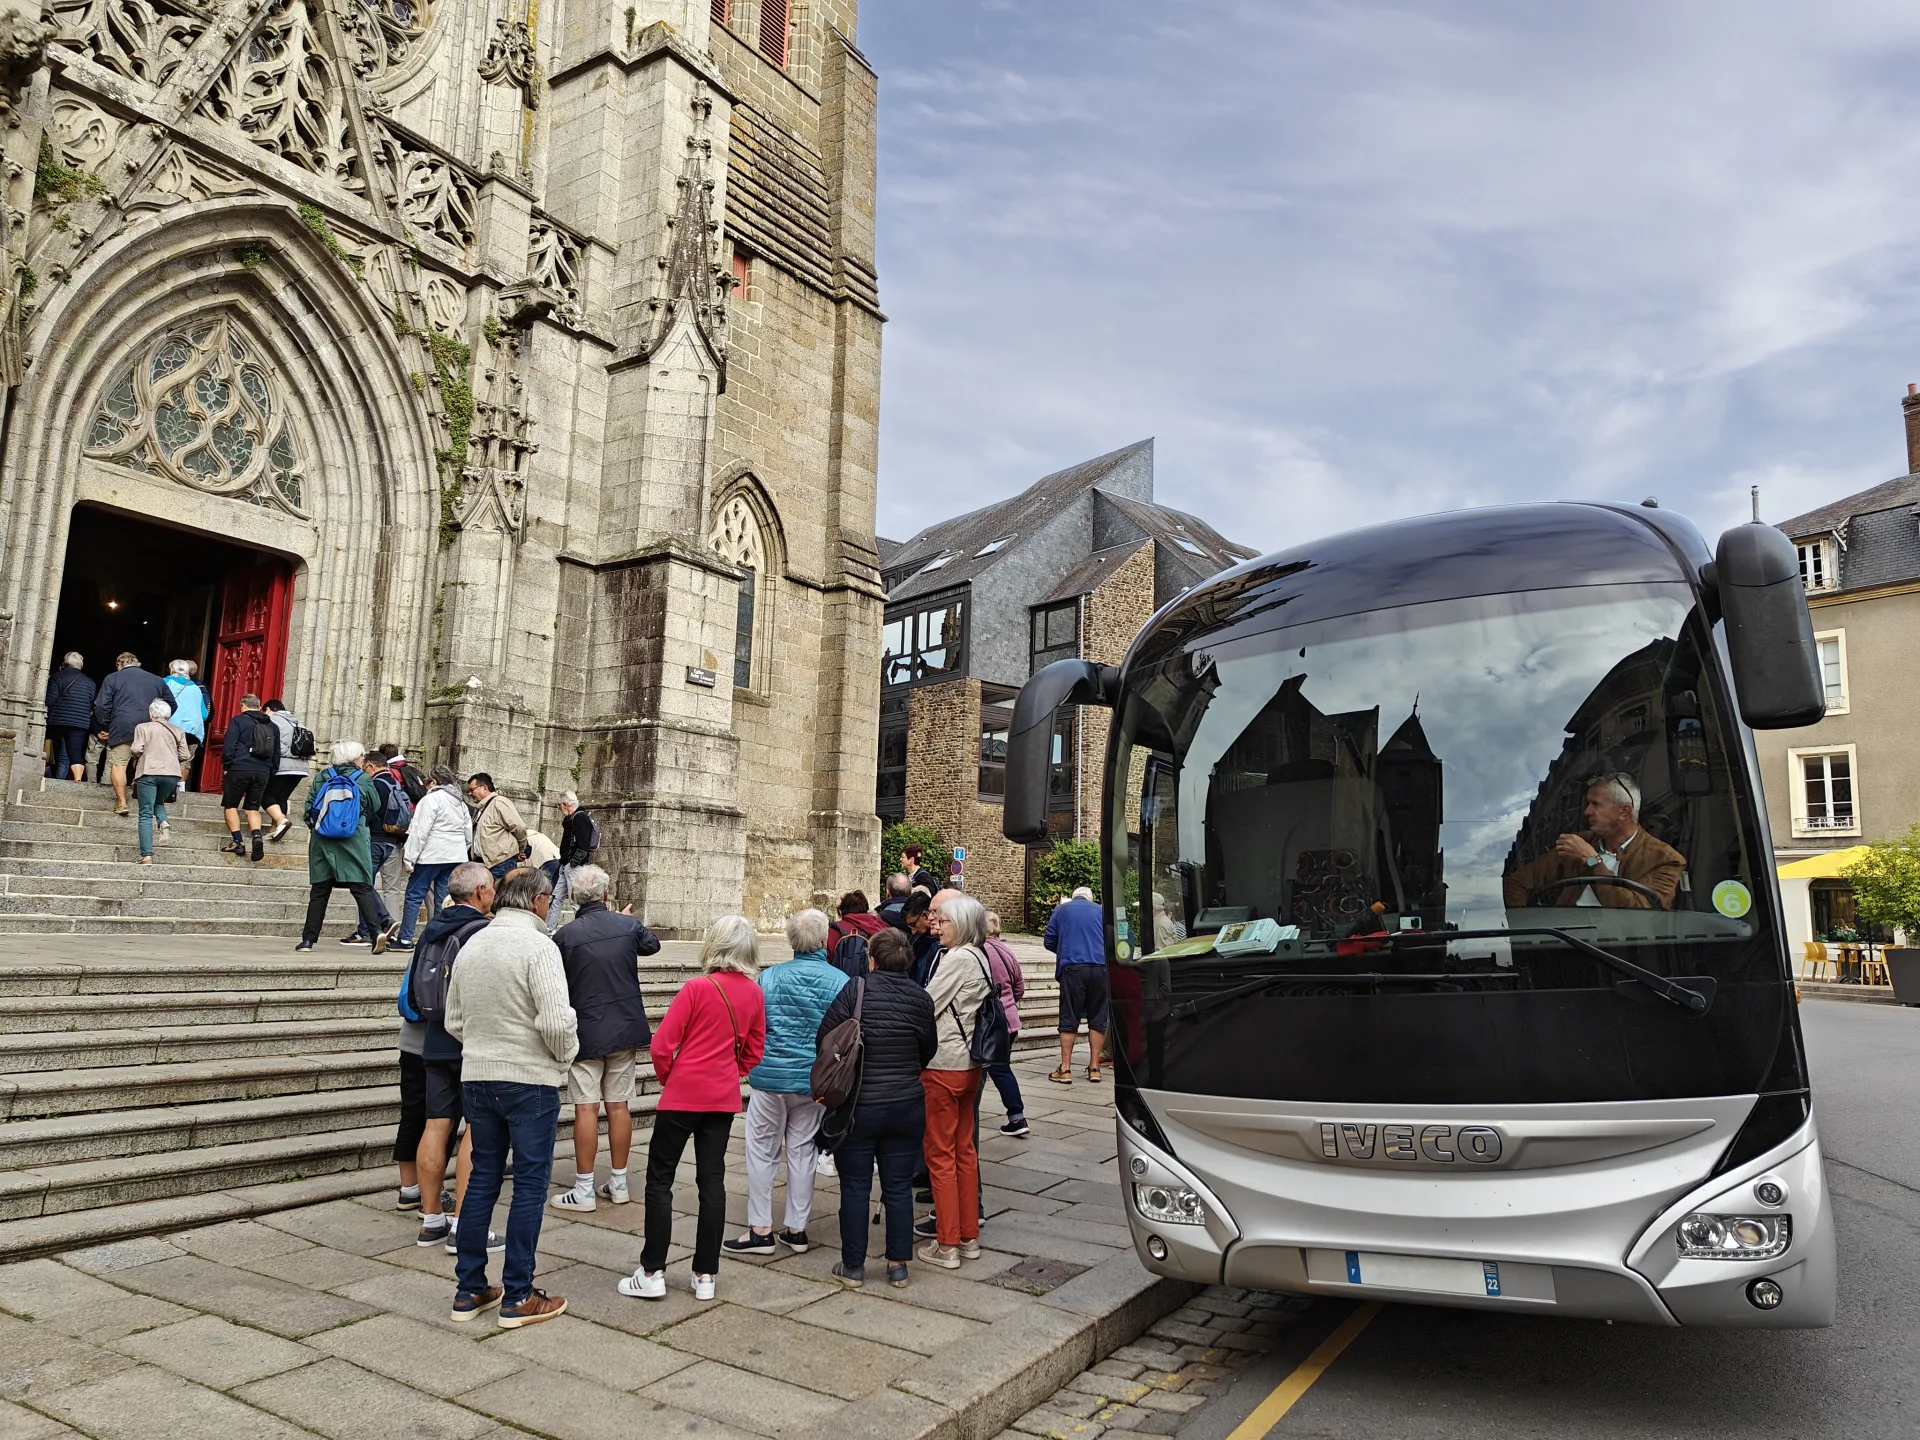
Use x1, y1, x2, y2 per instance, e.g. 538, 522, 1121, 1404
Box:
1776, 473, 1920, 595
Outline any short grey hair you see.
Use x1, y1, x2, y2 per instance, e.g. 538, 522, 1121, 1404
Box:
941, 893, 987, 949
330, 739, 366, 767
147, 698, 174, 720
495, 865, 553, 913
1071, 886, 1095, 902
570, 864, 610, 904
168, 659, 192, 677
448, 861, 491, 902
558, 789, 579, 808
700, 914, 760, 976
431, 763, 458, 786
1586, 772, 1642, 815
785, 907, 828, 954
62, 651, 83, 669
886, 873, 911, 899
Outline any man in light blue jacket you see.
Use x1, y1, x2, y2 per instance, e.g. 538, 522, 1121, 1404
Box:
723, 908, 849, 1255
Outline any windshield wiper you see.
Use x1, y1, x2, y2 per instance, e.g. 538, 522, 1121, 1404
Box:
1391, 927, 1712, 1014
1169, 969, 1519, 1019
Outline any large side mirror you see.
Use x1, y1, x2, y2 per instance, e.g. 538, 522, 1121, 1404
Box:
1709, 523, 1826, 729
1004, 660, 1120, 843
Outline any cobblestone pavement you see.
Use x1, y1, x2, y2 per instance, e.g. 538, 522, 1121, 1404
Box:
995, 1289, 1314, 1439
0, 1047, 1174, 1440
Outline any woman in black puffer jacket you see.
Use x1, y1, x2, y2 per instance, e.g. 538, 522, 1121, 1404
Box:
817, 927, 934, 1289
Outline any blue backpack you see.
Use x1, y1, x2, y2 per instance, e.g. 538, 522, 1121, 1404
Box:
310, 767, 363, 840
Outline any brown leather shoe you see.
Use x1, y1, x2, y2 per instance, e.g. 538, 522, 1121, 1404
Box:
449, 1286, 503, 1322
497, 1288, 567, 1328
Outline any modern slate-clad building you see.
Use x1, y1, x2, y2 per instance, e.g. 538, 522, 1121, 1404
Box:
875, 439, 1253, 923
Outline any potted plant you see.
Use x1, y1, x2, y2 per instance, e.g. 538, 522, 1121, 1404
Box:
1842, 830, 1920, 1003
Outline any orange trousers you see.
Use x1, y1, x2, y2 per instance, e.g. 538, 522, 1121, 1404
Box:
921, 1067, 982, 1247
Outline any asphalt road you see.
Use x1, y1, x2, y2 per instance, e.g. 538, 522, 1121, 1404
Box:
1182, 998, 1920, 1439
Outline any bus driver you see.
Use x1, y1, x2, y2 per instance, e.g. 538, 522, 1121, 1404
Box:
1502, 773, 1686, 911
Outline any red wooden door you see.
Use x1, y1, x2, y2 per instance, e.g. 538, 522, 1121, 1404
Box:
201, 560, 292, 792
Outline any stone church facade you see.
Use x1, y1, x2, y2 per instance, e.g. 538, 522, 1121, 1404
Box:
0, 0, 884, 932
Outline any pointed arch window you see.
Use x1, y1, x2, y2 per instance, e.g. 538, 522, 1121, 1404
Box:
708, 493, 769, 690
84, 316, 309, 518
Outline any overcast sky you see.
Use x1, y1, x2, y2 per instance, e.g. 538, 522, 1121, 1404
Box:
861, 1, 1920, 554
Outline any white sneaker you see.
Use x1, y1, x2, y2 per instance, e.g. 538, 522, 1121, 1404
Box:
600, 1174, 630, 1205
692, 1273, 716, 1302
618, 1267, 667, 1300
155, 820, 170, 844
815, 1152, 836, 1177
550, 1187, 597, 1213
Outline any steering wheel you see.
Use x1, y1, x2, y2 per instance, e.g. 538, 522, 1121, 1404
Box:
1531, 874, 1669, 911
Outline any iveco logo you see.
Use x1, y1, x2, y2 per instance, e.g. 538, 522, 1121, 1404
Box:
1318, 1122, 1503, 1164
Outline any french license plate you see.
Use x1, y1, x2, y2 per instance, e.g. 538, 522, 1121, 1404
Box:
1317, 1249, 1502, 1297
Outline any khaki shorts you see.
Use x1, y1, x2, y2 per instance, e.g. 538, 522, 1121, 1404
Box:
107, 742, 133, 770
567, 1049, 639, 1106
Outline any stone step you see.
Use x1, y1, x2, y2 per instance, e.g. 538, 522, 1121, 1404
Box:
0, 893, 313, 920
15, 777, 246, 815
0, 1050, 404, 1120
0, 831, 310, 865
0, 988, 401, 1035
0, 1086, 404, 1168
0, 806, 281, 841
0, 872, 321, 902
0, 1017, 399, 1073
0, 915, 328, 936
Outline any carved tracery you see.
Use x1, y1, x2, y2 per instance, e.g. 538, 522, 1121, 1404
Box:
709, 493, 767, 688
84, 316, 309, 518
50, 0, 200, 88
341, 0, 435, 85
478, 15, 536, 108
198, 0, 361, 190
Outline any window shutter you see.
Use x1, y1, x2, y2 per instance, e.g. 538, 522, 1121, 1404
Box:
759, 0, 787, 65
711, 0, 728, 24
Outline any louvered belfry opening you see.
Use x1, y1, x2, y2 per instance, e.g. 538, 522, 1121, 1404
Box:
711, 0, 728, 23
759, 0, 788, 65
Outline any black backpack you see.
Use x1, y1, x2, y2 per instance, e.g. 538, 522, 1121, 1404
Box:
948, 952, 1012, 1067
396, 762, 429, 803
830, 932, 870, 980
407, 917, 489, 1025
246, 713, 276, 762
288, 722, 316, 759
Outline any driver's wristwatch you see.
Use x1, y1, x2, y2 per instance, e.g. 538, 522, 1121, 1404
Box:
1583, 854, 1601, 868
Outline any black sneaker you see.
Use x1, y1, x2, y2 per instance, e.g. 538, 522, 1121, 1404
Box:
387, 939, 414, 952
340, 934, 370, 947
416, 1218, 451, 1247
293, 941, 315, 952
1000, 1118, 1032, 1138
831, 1263, 864, 1288
888, 1263, 910, 1288
722, 1232, 776, 1255
776, 1229, 810, 1254
914, 1189, 933, 1205
250, 834, 264, 862
396, 1189, 423, 1212
914, 1215, 938, 1240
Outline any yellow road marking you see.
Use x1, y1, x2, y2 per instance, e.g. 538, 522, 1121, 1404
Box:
1225, 1301, 1383, 1438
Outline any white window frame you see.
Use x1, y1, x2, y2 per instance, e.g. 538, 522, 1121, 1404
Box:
1787, 743, 1859, 839
1813, 629, 1848, 715
1795, 538, 1835, 593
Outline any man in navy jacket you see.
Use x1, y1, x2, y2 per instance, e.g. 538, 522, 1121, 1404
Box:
1043, 887, 1108, 1084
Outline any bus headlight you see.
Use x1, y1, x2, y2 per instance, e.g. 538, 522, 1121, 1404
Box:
1676, 1212, 1791, 1260
1134, 1183, 1205, 1226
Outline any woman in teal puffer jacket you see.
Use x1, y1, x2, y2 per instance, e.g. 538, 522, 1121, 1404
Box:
723, 909, 849, 1255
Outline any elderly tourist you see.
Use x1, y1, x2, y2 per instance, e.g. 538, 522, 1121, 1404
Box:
817, 927, 935, 1288
917, 892, 993, 1270
621, 915, 766, 1304
261, 700, 311, 843
467, 772, 529, 883
94, 652, 171, 817
218, 692, 278, 862
443, 866, 577, 1329
294, 740, 395, 954
127, 697, 189, 864
162, 659, 207, 768
44, 652, 95, 783
550, 864, 661, 1211
393, 764, 473, 951
1045, 885, 1108, 1083
546, 789, 596, 934
724, 908, 848, 1257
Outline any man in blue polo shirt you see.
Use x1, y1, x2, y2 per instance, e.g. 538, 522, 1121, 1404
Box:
1043, 886, 1107, 1085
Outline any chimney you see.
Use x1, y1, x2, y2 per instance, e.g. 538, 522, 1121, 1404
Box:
1906, 384, 1920, 474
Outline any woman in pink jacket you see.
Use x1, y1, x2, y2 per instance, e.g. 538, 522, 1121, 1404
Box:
620, 915, 766, 1303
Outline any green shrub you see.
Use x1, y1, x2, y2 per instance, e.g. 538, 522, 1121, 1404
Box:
1029, 838, 1102, 921
880, 822, 950, 889
1844, 827, 1920, 942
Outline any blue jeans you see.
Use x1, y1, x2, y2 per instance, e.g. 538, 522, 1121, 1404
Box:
455, 1081, 559, 1304
836, 1094, 926, 1270
399, 862, 456, 942
134, 776, 178, 858
986, 1060, 1025, 1124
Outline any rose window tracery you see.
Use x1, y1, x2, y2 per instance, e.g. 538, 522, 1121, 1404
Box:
84, 317, 309, 517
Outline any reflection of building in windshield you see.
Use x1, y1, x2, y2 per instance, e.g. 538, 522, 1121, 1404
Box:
1206, 677, 1445, 933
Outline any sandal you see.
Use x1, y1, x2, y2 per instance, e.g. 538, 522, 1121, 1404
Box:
1085, 1067, 1103, 1083
1048, 1067, 1074, 1085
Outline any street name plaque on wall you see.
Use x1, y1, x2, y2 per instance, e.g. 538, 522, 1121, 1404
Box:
686, 666, 718, 688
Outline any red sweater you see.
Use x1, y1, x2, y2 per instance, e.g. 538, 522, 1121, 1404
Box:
650, 970, 767, 1113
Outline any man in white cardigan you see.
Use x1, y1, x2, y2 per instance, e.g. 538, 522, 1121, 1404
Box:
444, 865, 578, 1330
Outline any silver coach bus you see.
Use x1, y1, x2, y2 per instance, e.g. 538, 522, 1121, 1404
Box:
1004, 502, 1837, 1327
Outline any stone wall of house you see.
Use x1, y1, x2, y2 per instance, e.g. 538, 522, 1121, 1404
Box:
1077, 541, 1158, 836
903, 676, 1031, 925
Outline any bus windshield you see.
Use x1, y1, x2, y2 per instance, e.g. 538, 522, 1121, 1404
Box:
1108, 581, 1798, 1106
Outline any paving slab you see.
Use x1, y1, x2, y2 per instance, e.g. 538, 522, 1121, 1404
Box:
238, 1356, 497, 1440
243, 1243, 396, 1291
169, 1219, 315, 1265
789, 1289, 987, 1354
0, 1313, 138, 1400
106, 1253, 375, 1338
257, 1198, 421, 1257
58, 1236, 184, 1274
482, 1313, 694, 1390
638, 1357, 845, 1436
109, 1313, 319, 1389
527, 1261, 706, 1335
458, 1363, 763, 1440
332, 1265, 495, 1336
31, 1363, 316, 1440
0, 1398, 77, 1438
306, 1314, 527, 1397
656, 1302, 922, 1400
894, 1301, 1097, 1438
0, 1257, 194, 1341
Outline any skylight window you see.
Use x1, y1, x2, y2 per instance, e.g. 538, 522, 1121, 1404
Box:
1172, 537, 1207, 557
975, 535, 1014, 557
920, 552, 954, 572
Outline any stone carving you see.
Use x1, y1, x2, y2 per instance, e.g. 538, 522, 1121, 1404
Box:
643, 86, 727, 367
48, 94, 120, 168
525, 218, 578, 319
709, 493, 764, 571
83, 315, 309, 517
49, 0, 195, 88
199, 0, 361, 190
477, 15, 535, 108
341, 0, 435, 85
123, 144, 254, 213
377, 127, 476, 249
0, 0, 50, 388
419, 272, 466, 332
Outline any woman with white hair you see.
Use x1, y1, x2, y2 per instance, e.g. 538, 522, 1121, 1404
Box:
621, 915, 767, 1304
43, 652, 94, 783
917, 892, 993, 1269
723, 909, 848, 1258
128, 696, 189, 864
295, 739, 393, 954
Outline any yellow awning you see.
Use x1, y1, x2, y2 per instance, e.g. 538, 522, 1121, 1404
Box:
1775, 846, 1872, 880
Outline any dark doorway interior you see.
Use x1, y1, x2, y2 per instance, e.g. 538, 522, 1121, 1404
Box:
51, 505, 292, 790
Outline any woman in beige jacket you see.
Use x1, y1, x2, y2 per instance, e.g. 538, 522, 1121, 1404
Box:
918, 892, 993, 1269
128, 697, 190, 864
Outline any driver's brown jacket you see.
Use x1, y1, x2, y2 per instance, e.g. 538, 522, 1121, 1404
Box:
1502, 829, 1687, 910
